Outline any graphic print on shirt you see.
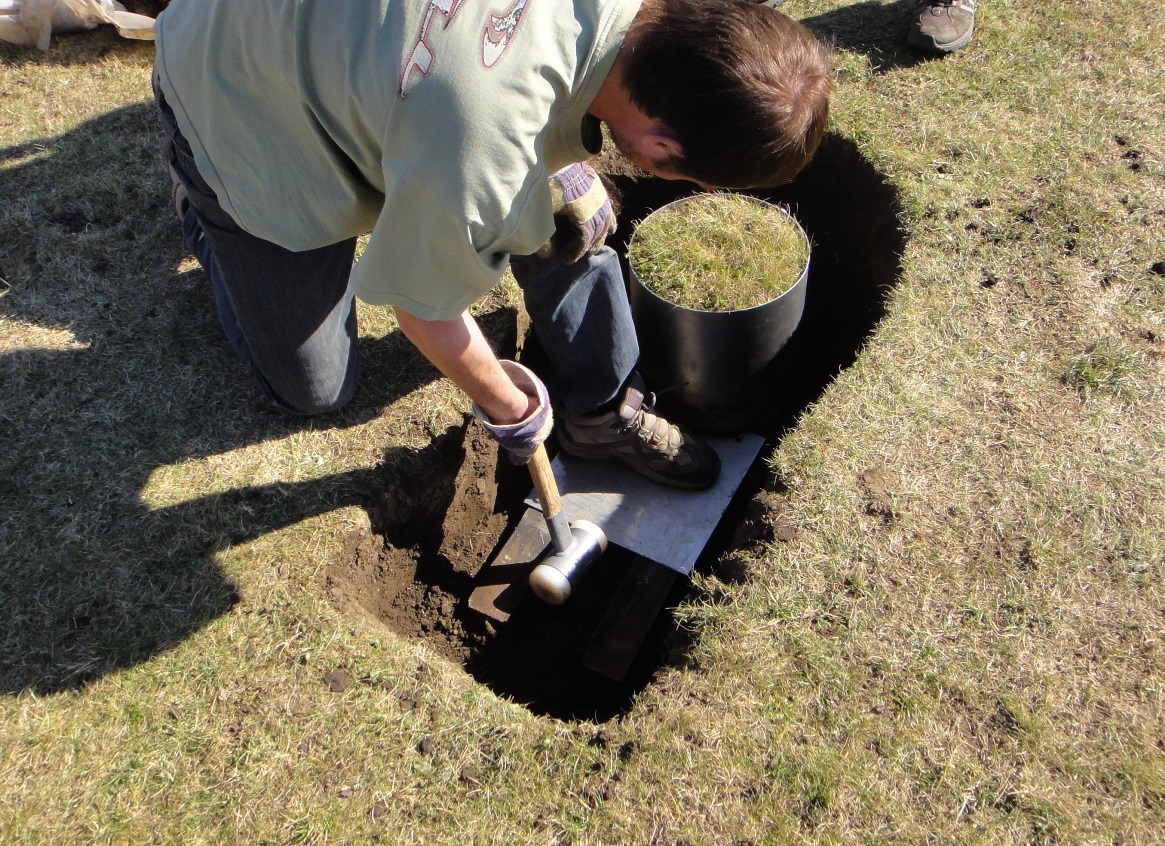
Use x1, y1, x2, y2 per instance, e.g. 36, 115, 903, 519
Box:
399, 0, 464, 99
482, 0, 529, 68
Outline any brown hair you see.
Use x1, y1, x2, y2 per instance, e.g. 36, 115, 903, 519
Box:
622, 0, 833, 189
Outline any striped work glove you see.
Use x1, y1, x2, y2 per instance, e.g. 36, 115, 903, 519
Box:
539, 163, 617, 264
471, 360, 553, 464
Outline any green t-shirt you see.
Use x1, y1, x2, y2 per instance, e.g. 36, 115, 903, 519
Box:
155, 0, 639, 320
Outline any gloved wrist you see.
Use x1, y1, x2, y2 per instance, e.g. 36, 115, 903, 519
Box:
540, 163, 617, 264
471, 360, 553, 464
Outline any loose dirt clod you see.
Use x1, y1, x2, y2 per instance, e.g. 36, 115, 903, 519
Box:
324, 668, 352, 692
858, 467, 896, 520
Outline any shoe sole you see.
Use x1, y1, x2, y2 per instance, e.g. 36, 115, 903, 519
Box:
556, 439, 719, 491
907, 23, 975, 53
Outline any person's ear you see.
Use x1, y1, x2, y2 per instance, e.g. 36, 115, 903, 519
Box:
644, 123, 683, 160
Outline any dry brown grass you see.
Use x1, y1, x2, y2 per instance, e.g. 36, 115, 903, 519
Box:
2, 1, 1164, 842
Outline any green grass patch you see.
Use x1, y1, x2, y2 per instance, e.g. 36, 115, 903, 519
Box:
1062, 336, 1144, 399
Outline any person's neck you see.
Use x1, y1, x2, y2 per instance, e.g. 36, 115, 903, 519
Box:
586, 73, 629, 127
586, 0, 658, 124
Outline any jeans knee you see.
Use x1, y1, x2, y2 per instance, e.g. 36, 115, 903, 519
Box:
256, 359, 360, 417
268, 385, 355, 416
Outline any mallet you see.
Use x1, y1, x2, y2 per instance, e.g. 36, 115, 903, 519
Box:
525, 443, 607, 605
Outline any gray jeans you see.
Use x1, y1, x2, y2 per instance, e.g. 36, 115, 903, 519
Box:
155, 81, 638, 418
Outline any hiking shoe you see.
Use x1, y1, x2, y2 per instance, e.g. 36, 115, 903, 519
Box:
557, 373, 721, 490
908, 0, 978, 53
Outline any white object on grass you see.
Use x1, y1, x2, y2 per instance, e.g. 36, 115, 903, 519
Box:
0, 0, 155, 50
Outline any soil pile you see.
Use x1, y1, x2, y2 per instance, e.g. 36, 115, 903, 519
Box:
325, 420, 701, 720
326, 422, 517, 663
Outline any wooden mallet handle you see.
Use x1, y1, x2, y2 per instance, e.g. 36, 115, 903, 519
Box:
527, 443, 572, 553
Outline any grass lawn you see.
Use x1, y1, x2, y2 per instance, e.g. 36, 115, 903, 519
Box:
2, 1, 1163, 843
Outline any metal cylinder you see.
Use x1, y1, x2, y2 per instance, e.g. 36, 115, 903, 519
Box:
528, 520, 607, 605
627, 196, 810, 434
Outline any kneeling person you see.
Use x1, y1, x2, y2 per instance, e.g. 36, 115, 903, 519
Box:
153, 0, 833, 487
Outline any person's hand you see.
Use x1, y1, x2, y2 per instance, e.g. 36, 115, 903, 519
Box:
538, 163, 617, 264
471, 360, 553, 464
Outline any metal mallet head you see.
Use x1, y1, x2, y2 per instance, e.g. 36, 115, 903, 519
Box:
528, 519, 607, 605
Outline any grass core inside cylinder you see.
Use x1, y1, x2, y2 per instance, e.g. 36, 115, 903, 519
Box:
628, 193, 809, 312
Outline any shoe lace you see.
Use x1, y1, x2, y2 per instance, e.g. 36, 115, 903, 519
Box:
619, 391, 678, 452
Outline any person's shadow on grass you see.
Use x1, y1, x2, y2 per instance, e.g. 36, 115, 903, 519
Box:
0, 101, 518, 694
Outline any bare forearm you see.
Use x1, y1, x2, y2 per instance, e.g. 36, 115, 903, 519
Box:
394, 307, 532, 424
